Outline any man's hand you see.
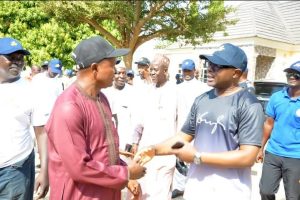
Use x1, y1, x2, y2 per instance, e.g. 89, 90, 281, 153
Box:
127, 180, 142, 199
134, 146, 155, 166
256, 149, 264, 163
128, 159, 146, 180
172, 142, 196, 163
130, 143, 139, 155
34, 170, 49, 199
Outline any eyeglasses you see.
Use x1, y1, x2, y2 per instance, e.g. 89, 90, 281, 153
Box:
207, 62, 236, 73
1, 54, 25, 68
286, 72, 300, 80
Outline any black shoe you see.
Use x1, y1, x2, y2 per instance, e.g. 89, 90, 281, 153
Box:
172, 189, 184, 198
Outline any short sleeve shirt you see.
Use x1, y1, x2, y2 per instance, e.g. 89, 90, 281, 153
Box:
182, 89, 264, 151
182, 89, 264, 200
265, 88, 300, 158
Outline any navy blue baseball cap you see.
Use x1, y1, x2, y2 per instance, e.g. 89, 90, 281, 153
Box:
284, 61, 300, 73
49, 59, 63, 74
200, 43, 247, 72
181, 59, 195, 70
0, 37, 30, 55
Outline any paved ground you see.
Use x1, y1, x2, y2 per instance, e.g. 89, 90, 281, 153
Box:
35, 158, 286, 200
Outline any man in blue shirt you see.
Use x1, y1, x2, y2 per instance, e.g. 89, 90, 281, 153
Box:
257, 61, 300, 200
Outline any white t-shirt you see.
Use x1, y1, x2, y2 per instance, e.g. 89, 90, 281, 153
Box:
102, 84, 135, 151
0, 78, 46, 168
31, 72, 64, 126
138, 81, 177, 169
176, 78, 210, 132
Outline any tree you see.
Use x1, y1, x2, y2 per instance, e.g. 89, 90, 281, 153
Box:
44, 1, 235, 68
0, 1, 96, 68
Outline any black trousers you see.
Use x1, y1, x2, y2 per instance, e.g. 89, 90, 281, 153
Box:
259, 151, 300, 200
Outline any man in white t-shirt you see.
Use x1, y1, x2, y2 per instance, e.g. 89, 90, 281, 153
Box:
0, 37, 49, 199
31, 58, 64, 125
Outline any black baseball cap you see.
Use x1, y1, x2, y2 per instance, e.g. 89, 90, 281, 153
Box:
135, 57, 150, 66
71, 36, 130, 70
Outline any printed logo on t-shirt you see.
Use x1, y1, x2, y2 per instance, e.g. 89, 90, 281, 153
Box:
295, 109, 300, 117
196, 112, 225, 134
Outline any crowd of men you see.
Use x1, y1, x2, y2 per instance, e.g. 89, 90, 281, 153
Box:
0, 35, 299, 200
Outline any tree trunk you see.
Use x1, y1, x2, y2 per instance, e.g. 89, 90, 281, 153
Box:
123, 51, 133, 69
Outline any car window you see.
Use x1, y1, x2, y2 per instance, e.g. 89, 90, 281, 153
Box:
255, 84, 286, 97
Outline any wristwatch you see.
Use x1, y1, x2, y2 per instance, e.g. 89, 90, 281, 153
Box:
193, 152, 202, 165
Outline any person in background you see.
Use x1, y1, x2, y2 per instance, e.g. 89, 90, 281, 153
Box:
46, 36, 146, 200
134, 57, 152, 85
31, 58, 64, 125
132, 54, 177, 199
257, 61, 300, 200
103, 64, 140, 199
40, 60, 49, 72
194, 68, 200, 80
175, 73, 183, 84
239, 68, 255, 94
172, 59, 210, 198
62, 68, 75, 89
126, 69, 134, 85
135, 43, 264, 200
0, 37, 49, 199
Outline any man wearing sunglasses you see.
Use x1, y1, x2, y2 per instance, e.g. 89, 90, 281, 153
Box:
134, 43, 264, 200
0, 37, 49, 199
257, 61, 300, 200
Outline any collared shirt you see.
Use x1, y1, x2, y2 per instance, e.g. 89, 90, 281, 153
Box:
45, 84, 128, 200
266, 87, 300, 159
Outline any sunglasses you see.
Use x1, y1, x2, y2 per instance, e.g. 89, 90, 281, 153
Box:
286, 72, 300, 80
208, 62, 236, 72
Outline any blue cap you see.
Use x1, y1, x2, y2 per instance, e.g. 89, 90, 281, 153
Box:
181, 59, 195, 70
200, 43, 247, 72
65, 69, 73, 76
284, 61, 300, 73
0, 37, 30, 55
49, 59, 62, 74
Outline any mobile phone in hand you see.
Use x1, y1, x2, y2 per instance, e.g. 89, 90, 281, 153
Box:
171, 141, 184, 149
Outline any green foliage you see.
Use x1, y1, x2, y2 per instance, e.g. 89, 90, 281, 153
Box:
0, 1, 96, 68
43, 1, 235, 67
0, 1, 235, 67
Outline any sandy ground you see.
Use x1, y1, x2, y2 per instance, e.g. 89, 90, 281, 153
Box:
35, 156, 286, 200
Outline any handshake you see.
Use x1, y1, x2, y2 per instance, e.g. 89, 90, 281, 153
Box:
126, 141, 185, 179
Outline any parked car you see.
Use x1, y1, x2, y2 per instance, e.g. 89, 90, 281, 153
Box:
254, 80, 287, 113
